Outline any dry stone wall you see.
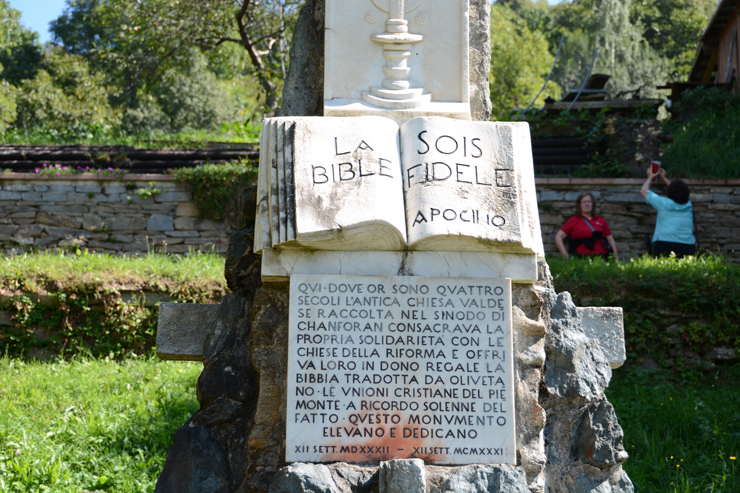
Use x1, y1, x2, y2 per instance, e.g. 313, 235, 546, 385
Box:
0, 173, 230, 254
536, 178, 740, 260
4, 175, 740, 260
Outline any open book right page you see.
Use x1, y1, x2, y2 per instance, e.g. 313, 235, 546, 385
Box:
401, 117, 542, 255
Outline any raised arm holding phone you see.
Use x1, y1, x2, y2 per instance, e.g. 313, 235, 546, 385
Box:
641, 164, 696, 257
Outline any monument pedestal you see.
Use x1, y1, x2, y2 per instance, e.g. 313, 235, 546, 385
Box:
155, 214, 632, 493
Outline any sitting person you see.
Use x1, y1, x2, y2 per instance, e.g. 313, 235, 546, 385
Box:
640, 167, 695, 257
555, 192, 619, 261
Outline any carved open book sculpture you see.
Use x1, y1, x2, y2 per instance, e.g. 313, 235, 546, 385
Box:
255, 116, 543, 256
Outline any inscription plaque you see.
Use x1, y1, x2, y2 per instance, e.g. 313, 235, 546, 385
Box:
286, 274, 515, 464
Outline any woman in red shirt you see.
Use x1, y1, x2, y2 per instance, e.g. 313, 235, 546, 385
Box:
555, 193, 619, 261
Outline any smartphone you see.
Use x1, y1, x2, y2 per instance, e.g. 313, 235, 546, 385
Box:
651, 161, 661, 174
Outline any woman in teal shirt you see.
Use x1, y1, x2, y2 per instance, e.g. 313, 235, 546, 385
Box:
640, 166, 696, 257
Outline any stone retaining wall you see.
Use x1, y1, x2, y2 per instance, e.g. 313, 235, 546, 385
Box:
3, 175, 739, 259
536, 178, 740, 260
0, 173, 231, 254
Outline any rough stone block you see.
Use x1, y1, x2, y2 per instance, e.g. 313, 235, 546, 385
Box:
3, 184, 33, 191
112, 234, 134, 244
46, 184, 76, 192
0, 192, 21, 200
709, 203, 740, 211
176, 202, 199, 217
33, 185, 48, 192
166, 230, 200, 237
380, 460, 425, 493
36, 213, 81, 229
578, 306, 626, 369
156, 302, 220, 360
148, 214, 175, 231
175, 216, 195, 230
10, 212, 36, 219
40, 192, 67, 202
20, 192, 43, 201
17, 224, 43, 236
271, 464, 343, 493
43, 226, 83, 238
195, 218, 222, 231
103, 184, 128, 194
82, 213, 104, 231
713, 193, 731, 204
601, 193, 645, 203
12, 236, 35, 245
130, 217, 147, 230
691, 193, 713, 203
108, 216, 131, 230
539, 190, 564, 202
75, 183, 102, 193
95, 194, 123, 203
155, 191, 191, 203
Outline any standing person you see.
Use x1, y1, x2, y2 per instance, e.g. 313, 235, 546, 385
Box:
640, 167, 696, 257
555, 193, 620, 261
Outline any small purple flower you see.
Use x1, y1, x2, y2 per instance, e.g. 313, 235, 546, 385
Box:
55, 164, 60, 168
62, 166, 68, 170
108, 167, 113, 171
34, 168, 39, 173
56, 173, 60, 176
43, 163, 48, 167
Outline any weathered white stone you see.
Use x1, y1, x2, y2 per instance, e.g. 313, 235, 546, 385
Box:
156, 302, 220, 361
324, 0, 471, 123
255, 116, 544, 258
261, 249, 538, 283
286, 274, 516, 465
578, 307, 626, 369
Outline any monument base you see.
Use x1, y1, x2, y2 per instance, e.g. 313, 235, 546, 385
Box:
261, 249, 538, 284
154, 216, 633, 493
324, 99, 471, 125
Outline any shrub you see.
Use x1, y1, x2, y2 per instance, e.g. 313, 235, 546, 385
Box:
661, 86, 740, 178
174, 159, 257, 225
14, 49, 120, 132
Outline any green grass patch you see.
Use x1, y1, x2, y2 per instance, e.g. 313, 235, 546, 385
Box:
0, 355, 201, 492
0, 250, 227, 358
548, 254, 740, 365
608, 365, 740, 492
0, 249, 226, 293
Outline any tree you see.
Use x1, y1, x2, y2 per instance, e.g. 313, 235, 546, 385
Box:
548, 0, 669, 98
490, 3, 561, 119
51, 0, 301, 114
0, 0, 43, 84
630, 0, 717, 80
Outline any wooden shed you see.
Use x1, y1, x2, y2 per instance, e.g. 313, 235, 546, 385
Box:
689, 0, 740, 86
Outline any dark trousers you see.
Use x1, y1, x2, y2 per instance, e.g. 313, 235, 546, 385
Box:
653, 241, 696, 258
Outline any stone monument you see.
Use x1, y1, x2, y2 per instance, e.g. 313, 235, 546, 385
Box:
154, 1, 634, 492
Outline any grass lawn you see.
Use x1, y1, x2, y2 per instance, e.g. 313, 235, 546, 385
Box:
0, 355, 201, 492
608, 365, 740, 492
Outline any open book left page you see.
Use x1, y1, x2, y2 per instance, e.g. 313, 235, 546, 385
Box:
255, 116, 408, 252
